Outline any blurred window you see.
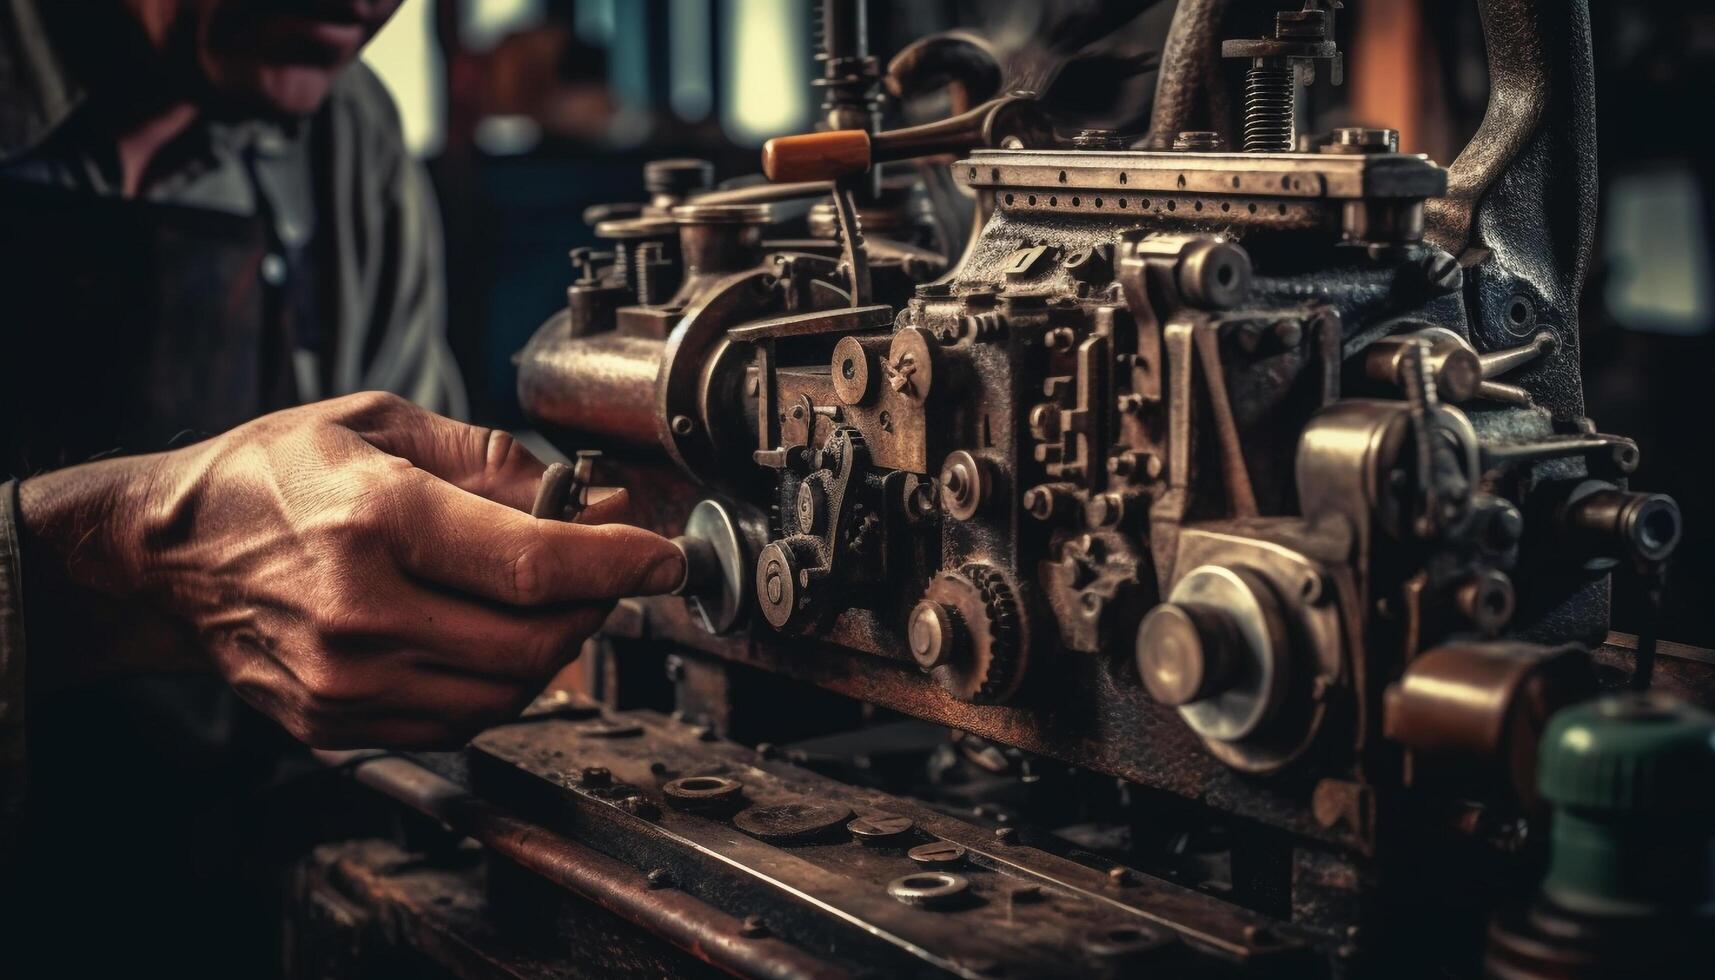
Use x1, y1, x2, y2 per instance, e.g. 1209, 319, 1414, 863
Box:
464, 0, 546, 51
721, 0, 811, 146
363, 0, 447, 158
1603, 164, 1715, 336
671, 0, 715, 122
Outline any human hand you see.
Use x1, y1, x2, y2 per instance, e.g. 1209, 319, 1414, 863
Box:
19, 391, 682, 747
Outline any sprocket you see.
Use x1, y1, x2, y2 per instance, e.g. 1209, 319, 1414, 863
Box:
920, 563, 1029, 704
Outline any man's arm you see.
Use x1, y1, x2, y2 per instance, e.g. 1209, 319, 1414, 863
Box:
11, 392, 682, 748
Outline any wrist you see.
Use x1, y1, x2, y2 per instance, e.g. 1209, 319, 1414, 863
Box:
18, 450, 202, 690
19, 450, 170, 599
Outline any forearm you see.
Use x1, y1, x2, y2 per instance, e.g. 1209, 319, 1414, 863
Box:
17, 452, 204, 691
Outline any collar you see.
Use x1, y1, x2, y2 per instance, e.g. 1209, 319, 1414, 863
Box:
0, 0, 86, 164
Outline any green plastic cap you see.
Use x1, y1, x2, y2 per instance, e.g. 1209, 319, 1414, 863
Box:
1538, 693, 1715, 813
1537, 693, 1715, 915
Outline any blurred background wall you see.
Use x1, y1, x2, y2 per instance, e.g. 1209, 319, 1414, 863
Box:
359, 0, 1714, 648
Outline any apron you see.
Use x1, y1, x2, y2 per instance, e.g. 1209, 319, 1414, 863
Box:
0, 180, 301, 471
0, 176, 315, 974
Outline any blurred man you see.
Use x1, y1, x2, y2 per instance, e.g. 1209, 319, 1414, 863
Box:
0, 1, 680, 969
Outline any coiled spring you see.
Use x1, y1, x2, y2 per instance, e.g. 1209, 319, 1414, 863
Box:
1242, 65, 1296, 152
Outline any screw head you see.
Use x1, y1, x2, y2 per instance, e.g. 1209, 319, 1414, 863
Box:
646, 868, 672, 889
848, 813, 915, 842
670, 414, 695, 436
908, 841, 968, 866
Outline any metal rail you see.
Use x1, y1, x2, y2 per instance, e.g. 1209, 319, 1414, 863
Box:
316, 750, 849, 980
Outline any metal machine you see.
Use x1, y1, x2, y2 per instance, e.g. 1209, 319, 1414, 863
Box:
307, 2, 1715, 977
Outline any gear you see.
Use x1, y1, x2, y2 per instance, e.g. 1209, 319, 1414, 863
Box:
919, 563, 1028, 704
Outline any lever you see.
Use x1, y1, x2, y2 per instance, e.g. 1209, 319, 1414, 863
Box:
530, 450, 603, 521
761, 95, 1046, 183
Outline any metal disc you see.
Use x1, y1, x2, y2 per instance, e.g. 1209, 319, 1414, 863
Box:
733, 800, 853, 843
682, 500, 753, 633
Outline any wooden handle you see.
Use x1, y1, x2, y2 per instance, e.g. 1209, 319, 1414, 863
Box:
761, 130, 872, 182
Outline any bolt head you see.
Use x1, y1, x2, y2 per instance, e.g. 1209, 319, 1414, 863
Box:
1023, 486, 1055, 521
907, 600, 958, 670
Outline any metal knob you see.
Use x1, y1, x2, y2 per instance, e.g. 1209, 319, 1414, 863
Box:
1135, 604, 1240, 707
907, 599, 963, 670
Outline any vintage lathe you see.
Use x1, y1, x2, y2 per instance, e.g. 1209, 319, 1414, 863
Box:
299, 2, 1715, 977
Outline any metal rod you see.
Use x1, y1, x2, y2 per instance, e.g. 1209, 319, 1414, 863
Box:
318, 751, 849, 980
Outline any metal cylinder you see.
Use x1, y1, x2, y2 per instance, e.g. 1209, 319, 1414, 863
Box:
1563, 487, 1682, 567
517, 331, 665, 446
673, 204, 768, 277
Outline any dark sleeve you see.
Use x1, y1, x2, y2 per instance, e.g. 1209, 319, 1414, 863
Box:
0, 480, 27, 867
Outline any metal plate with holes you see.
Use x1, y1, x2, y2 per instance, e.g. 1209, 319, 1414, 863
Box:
467, 703, 1304, 979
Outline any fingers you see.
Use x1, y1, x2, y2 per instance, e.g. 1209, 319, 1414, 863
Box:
365, 581, 611, 680
576, 487, 635, 526
337, 391, 547, 512
388, 472, 685, 605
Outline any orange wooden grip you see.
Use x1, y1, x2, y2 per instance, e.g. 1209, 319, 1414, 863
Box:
761, 130, 872, 182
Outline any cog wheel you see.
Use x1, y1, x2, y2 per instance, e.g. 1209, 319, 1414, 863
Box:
919, 563, 1029, 704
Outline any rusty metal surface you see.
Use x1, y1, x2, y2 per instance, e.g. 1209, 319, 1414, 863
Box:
320, 751, 848, 980
462, 702, 1314, 977
516, 325, 663, 446
287, 839, 726, 980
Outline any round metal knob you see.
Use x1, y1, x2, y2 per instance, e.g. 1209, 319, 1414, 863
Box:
938, 450, 988, 521
1135, 565, 1291, 743
1135, 604, 1238, 707
907, 599, 962, 670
